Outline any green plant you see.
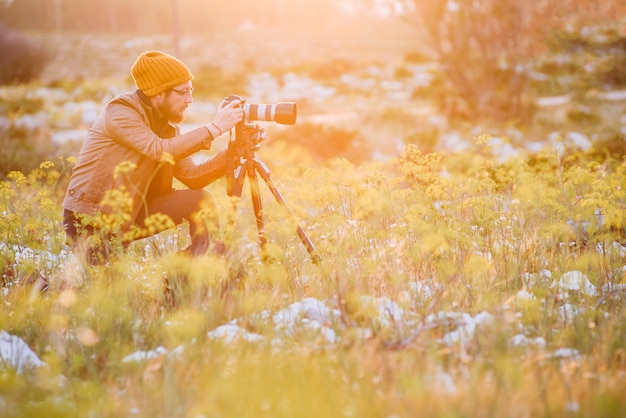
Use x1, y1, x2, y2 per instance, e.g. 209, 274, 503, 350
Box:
2, 141, 626, 417
0, 121, 57, 179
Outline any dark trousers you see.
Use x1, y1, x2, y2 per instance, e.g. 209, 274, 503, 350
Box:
64, 189, 221, 263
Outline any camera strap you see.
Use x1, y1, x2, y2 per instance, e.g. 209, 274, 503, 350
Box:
225, 140, 236, 196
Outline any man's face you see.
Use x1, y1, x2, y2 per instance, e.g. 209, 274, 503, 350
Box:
153, 81, 193, 124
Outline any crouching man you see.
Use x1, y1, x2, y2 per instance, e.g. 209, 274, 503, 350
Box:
63, 51, 244, 264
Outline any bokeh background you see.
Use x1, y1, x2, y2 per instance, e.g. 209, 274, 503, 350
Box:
2, 0, 625, 177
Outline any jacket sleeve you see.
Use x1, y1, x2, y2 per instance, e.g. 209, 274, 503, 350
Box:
173, 149, 231, 189
103, 101, 212, 161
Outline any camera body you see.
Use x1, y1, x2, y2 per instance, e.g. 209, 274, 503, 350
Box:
224, 94, 297, 162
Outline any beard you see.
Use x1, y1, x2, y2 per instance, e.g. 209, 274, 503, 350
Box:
156, 102, 186, 124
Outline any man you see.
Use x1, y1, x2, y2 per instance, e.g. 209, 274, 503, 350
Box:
63, 50, 244, 263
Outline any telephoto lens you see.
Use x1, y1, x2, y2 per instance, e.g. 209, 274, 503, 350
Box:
224, 94, 297, 125
244, 102, 297, 125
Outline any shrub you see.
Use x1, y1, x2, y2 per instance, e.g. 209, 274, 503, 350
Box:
0, 118, 55, 179
402, 0, 625, 124
402, 0, 537, 124
598, 54, 626, 89
586, 130, 626, 164
539, 26, 626, 93
0, 24, 49, 85
402, 127, 439, 155
268, 122, 370, 164
0, 93, 45, 115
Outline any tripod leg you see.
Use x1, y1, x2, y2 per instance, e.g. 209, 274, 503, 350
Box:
253, 160, 321, 264
227, 164, 247, 197
246, 161, 267, 248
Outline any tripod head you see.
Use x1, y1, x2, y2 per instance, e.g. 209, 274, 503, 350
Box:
231, 122, 266, 160
226, 122, 266, 197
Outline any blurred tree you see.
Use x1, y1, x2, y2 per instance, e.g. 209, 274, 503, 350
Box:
387, 0, 626, 124
0, 0, 346, 32
0, 0, 172, 32
401, 0, 544, 123
0, 23, 48, 85
0, 0, 54, 30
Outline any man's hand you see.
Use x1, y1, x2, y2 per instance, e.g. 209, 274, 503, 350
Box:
212, 98, 245, 134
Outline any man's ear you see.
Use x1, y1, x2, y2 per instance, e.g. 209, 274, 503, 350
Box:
150, 91, 167, 106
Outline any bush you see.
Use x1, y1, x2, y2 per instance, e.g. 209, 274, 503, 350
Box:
586, 130, 626, 163
598, 54, 626, 88
403, 0, 625, 124
268, 122, 370, 164
540, 26, 626, 92
0, 118, 55, 179
402, 0, 536, 124
0, 24, 49, 85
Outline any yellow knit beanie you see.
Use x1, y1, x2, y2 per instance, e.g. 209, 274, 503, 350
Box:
131, 51, 194, 96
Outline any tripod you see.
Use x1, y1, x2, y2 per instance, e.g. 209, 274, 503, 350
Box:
226, 127, 321, 264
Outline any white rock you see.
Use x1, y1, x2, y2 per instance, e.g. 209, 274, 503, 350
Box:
122, 346, 168, 363
510, 334, 546, 349
551, 348, 580, 359
357, 295, 405, 328
272, 297, 340, 327
553, 271, 598, 297
426, 311, 494, 346
559, 303, 584, 322
0, 331, 46, 374
207, 324, 264, 344
515, 289, 536, 301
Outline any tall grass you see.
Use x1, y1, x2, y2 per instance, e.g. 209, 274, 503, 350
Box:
1, 131, 625, 417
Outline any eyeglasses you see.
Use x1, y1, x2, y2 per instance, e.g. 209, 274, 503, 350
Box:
170, 87, 194, 97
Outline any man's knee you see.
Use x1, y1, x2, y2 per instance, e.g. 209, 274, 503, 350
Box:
191, 189, 213, 208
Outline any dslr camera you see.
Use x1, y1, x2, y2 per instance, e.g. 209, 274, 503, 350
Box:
224, 94, 297, 159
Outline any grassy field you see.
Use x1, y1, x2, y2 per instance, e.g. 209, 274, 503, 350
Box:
2, 19, 626, 418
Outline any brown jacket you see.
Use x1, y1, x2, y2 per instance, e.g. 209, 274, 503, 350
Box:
63, 90, 228, 222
